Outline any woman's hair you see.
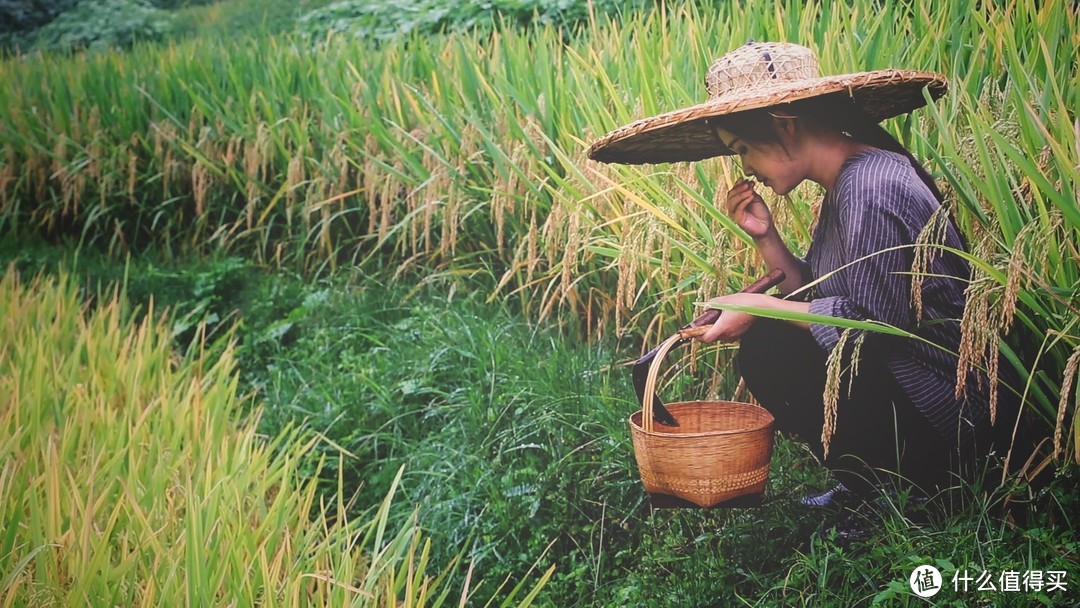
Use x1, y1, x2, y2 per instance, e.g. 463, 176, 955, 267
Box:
714, 96, 945, 203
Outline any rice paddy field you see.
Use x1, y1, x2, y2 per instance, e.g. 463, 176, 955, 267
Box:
1, 0, 1078, 605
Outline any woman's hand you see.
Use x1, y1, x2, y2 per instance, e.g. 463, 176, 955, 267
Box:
696, 293, 769, 343
727, 179, 773, 240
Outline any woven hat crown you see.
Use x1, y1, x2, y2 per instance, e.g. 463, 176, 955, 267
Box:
705, 42, 819, 99
587, 40, 948, 164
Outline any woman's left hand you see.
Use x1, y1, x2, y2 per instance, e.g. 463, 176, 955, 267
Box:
696, 293, 769, 343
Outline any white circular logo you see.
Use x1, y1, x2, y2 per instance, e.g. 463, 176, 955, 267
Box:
909, 565, 943, 598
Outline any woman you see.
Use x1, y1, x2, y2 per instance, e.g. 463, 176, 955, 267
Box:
589, 42, 1000, 503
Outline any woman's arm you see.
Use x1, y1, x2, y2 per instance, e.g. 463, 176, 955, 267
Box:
752, 226, 810, 295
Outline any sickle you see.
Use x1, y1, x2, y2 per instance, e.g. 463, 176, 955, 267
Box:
631, 268, 786, 427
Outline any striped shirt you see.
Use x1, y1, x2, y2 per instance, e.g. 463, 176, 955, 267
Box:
801, 149, 988, 448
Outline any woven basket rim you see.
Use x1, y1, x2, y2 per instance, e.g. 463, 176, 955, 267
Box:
628, 399, 774, 439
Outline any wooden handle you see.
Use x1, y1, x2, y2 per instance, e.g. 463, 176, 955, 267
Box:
677, 325, 712, 340
679, 268, 786, 338
640, 269, 786, 432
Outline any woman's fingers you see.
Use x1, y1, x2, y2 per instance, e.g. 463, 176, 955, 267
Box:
699, 317, 726, 343
726, 179, 759, 212
696, 298, 731, 343
696, 294, 760, 343
726, 187, 754, 216
728, 191, 766, 227
725, 179, 772, 238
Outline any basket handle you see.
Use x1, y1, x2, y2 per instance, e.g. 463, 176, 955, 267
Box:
639, 269, 786, 432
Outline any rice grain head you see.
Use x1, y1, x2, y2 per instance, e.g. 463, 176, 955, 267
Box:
287, 151, 305, 217
224, 135, 241, 170
956, 276, 994, 400
910, 204, 951, 322
27, 146, 47, 203
1055, 345, 1080, 461
560, 205, 583, 301
846, 331, 867, 399
244, 122, 271, 229
86, 106, 103, 183
52, 136, 70, 212
192, 163, 209, 219
822, 328, 854, 459
526, 205, 539, 281
542, 200, 566, 267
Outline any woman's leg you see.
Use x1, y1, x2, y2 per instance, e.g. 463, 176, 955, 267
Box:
737, 318, 954, 495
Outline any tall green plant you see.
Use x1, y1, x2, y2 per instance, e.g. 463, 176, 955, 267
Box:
0, 266, 552, 606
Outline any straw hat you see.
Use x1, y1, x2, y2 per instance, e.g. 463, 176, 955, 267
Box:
587, 41, 947, 165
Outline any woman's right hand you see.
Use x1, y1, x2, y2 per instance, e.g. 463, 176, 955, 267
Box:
726, 179, 774, 240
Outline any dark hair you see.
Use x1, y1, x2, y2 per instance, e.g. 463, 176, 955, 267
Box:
714, 96, 945, 203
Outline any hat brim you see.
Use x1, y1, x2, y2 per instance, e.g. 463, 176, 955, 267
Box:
587, 69, 947, 165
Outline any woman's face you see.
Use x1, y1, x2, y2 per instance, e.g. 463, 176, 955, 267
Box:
714, 127, 806, 196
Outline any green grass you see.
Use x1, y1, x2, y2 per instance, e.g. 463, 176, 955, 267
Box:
5, 243, 1075, 606
231, 265, 1080, 606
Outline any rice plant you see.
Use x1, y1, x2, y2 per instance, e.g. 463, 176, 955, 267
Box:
0, 0, 1076, 468
0, 266, 551, 606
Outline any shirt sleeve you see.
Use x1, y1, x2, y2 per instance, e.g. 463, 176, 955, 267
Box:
808, 169, 917, 351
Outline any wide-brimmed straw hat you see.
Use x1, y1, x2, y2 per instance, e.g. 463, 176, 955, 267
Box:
588, 41, 947, 165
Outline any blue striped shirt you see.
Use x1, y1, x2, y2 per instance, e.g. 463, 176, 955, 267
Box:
801, 149, 988, 447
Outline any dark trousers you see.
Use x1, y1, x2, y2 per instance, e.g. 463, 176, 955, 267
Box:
737, 319, 958, 496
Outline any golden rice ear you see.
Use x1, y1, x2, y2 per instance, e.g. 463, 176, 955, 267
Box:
955, 276, 991, 401
1055, 346, 1080, 461
910, 204, 952, 323
822, 328, 855, 460
847, 331, 867, 398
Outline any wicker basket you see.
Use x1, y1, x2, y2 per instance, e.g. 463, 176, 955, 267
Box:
629, 332, 776, 508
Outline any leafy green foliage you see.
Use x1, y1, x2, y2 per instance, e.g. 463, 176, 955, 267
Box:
243, 271, 632, 597
31, 0, 173, 53
0, 0, 79, 50
297, 0, 651, 41
0, 0, 225, 52
150, 0, 218, 8
0, 0, 79, 35
170, 0, 337, 41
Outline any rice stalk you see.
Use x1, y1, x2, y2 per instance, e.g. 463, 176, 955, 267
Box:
0, 266, 550, 606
